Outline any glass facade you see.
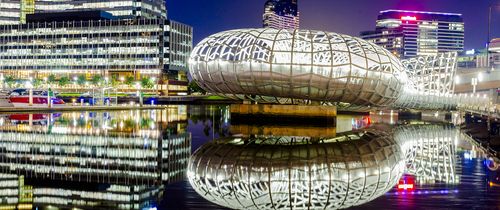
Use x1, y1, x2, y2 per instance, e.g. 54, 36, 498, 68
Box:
263, 0, 299, 30
0, 0, 166, 25
0, 18, 192, 84
361, 10, 464, 58
0, 19, 164, 79
165, 20, 193, 81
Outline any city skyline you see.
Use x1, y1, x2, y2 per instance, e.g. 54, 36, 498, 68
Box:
168, 0, 500, 49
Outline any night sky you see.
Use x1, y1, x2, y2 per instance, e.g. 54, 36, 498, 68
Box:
168, 0, 500, 50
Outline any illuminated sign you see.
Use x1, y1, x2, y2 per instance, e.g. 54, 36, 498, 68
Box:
465, 49, 475, 55
401, 16, 417, 21
397, 183, 414, 190
397, 174, 415, 191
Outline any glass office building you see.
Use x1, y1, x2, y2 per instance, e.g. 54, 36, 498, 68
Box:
165, 20, 193, 81
0, 13, 191, 81
263, 0, 299, 30
0, 0, 166, 25
361, 10, 464, 58
0, 2, 192, 93
0, 15, 164, 79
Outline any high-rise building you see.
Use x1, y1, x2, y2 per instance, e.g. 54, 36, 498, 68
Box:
0, 0, 166, 25
166, 20, 193, 81
263, 0, 299, 30
0, 1, 192, 94
361, 10, 464, 58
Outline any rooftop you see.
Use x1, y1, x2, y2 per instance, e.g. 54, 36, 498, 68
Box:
380, 9, 462, 16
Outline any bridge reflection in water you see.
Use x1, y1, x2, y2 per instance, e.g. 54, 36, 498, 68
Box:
0, 108, 497, 209
187, 124, 477, 209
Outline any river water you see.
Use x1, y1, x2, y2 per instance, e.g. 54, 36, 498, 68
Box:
0, 105, 498, 210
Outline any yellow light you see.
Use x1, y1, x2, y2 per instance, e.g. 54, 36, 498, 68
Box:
0, 205, 17, 210
17, 204, 33, 210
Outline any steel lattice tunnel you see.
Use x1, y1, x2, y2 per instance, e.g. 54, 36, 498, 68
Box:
189, 28, 489, 110
189, 28, 405, 107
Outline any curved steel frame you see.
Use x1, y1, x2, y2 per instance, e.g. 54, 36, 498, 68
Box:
190, 28, 490, 110
187, 131, 405, 209
190, 28, 406, 107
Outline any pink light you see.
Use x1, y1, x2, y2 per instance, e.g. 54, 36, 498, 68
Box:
401, 16, 417, 21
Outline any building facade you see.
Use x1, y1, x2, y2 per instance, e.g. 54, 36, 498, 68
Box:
166, 20, 193, 81
0, 16, 160, 79
263, 0, 299, 30
0, 0, 166, 25
361, 10, 464, 58
0, 2, 192, 94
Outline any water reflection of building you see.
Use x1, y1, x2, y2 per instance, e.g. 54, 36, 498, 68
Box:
0, 109, 191, 209
188, 130, 405, 209
0, 106, 188, 137
0, 173, 164, 210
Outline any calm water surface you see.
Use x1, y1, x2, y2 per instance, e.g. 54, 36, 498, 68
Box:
0, 105, 498, 210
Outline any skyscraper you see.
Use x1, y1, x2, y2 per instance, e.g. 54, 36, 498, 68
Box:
0, 0, 167, 25
361, 10, 464, 58
263, 0, 299, 30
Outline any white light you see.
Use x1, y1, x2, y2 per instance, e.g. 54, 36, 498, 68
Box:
25, 81, 33, 88
454, 76, 460, 84
477, 73, 483, 82
465, 49, 475, 55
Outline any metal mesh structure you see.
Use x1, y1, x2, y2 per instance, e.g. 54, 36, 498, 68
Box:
393, 52, 489, 110
187, 124, 465, 209
189, 28, 406, 107
394, 124, 459, 184
190, 29, 491, 111
187, 130, 405, 209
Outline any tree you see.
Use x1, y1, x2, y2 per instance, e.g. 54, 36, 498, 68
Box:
125, 76, 135, 87
91, 74, 103, 86
47, 74, 57, 84
188, 81, 206, 94
140, 77, 155, 89
59, 76, 70, 87
4, 75, 15, 88
77, 75, 86, 86
32, 79, 42, 88
111, 75, 120, 87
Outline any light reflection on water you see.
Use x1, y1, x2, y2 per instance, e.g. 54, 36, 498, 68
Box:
0, 105, 497, 210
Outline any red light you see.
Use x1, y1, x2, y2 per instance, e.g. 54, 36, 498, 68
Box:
397, 174, 416, 191
401, 16, 417, 21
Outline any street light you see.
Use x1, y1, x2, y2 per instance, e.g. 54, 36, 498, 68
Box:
25, 81, 33, 106
487, 4, 500, 67
471, 77, 478, 93
0, 74, 4, 90
135, 82, 143, 107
